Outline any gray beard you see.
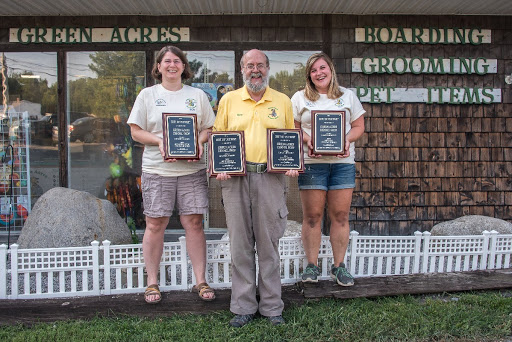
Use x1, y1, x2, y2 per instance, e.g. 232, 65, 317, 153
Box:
244, 73, 268, 93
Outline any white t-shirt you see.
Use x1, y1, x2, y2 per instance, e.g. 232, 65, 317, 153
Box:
128, 84, 215, 176
291, 86, 366, 164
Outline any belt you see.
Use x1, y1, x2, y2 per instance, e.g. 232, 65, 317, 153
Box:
246, 162, 267, 173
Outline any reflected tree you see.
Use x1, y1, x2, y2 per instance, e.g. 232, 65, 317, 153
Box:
6, 72, 57, 115
85, 51, 145, 118
269, 63, 306, 98
186, 59, 233, 85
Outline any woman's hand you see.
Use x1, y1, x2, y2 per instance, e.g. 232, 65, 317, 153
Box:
216, 172, 231, 181
285, 170, 299, 177
302, 131, 322, 158
336, 139, 350, 158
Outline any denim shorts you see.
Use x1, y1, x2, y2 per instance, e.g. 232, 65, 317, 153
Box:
298, 163, 356, 191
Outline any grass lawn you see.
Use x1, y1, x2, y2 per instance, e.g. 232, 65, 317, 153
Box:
1, 290, 511, 341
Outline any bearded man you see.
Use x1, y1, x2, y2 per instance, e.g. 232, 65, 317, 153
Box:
213, 49, 298, 327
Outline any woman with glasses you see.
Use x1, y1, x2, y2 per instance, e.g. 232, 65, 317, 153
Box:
128, 46, 216, 304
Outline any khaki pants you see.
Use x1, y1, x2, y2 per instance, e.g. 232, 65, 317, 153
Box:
220, 172, 289, 317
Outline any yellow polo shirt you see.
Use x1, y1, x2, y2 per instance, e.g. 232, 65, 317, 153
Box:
214, 85, 294, 163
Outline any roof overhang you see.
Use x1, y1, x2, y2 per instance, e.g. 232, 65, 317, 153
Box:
1, 0, 512, 16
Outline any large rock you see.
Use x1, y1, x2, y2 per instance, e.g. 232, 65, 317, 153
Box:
284, 220, 303, 237
17, 187, 133, 248
430, 215, 512, 236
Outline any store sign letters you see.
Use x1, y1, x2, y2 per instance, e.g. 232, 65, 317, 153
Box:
355, 27, 491, 45
10, 27, 190, 44
353, 27, 500, 104
350, 87, 500, 104
352, 57, 497, 75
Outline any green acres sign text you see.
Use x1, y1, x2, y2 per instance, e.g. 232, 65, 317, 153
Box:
10, 27, 190, 44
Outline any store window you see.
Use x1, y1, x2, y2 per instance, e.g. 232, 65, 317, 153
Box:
184, 51, 235, 112
160, 50, 236, 230
61, 49, 316, 232
67, 51, 146, 229
264, 51, 320, 97
0, 52, 58, 231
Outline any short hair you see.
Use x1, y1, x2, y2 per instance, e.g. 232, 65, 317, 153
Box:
152, 46, 193, 82
304, 52, 343, 102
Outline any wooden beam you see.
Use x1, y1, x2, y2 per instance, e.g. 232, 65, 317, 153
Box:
57, 50, 68, 188
300, 269, 512, 299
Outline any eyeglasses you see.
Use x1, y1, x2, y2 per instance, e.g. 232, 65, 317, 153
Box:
244, 63, 267, 71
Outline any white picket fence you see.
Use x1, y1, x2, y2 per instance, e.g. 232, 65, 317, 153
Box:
0, 230, 511, 300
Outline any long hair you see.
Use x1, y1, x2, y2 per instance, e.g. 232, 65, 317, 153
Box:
152, 46, 193, 82
303, 52, 343, 102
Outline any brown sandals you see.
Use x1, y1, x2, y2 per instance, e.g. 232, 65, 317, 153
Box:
192, 282, 216, 301
144, 284, 162, 304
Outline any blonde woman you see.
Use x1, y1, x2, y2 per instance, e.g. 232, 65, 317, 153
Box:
292, 52, 365, 286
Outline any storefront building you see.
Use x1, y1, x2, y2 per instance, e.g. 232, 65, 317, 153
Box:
1, 1, 511, 239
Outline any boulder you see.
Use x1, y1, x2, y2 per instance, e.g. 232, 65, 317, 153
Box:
17, 187, 133, 248
430, 215, 512, 236
220, 220, 306, 240
283, 220, 302, 237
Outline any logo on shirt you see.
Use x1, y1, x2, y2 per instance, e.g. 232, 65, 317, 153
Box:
305, 101, 315, 108
155, 99, 167, 106
267, 107, 279, 119
236, 113, 244, 117
335, 98, 345, 107
185, 98, 197, 111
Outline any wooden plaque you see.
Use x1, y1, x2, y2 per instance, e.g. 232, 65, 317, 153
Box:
162, 113, 199, 160
267, 128, 304, 173
208, 131, 246, 177
311, 110, 346, 155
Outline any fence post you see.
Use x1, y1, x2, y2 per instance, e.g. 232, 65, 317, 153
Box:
421, 232, 431, 274
481, 231, 490, 270
103, 240, 111, 295
91, 241, 100, 295
179, 236, 189, 289
480, 230, 491, 270
488, 230, 498, 269
413, 231, 422, 274
10, 244, 19, 299
0, 245, 6, 299
349, 231, 359, 275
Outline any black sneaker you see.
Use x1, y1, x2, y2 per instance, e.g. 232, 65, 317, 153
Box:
330, 262, 354, 286
266, 315, 285, 325
301, 263, 321, 283
229, 314, 255, 328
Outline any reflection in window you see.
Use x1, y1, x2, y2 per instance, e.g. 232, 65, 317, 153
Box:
263, 51, 320, 98
67, 51, 145, 231
0, 52, 58, 229
184, 51, 235, 112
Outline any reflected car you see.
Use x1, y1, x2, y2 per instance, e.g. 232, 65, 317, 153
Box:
51, 112, 90, 143
69, 117, 96, 143
31, 113, 57, 141
69, 117, 121, 143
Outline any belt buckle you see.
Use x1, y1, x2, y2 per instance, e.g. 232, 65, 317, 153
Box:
257, 164, 267, 173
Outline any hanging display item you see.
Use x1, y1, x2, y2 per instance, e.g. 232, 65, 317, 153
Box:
0, 112, 31, 230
